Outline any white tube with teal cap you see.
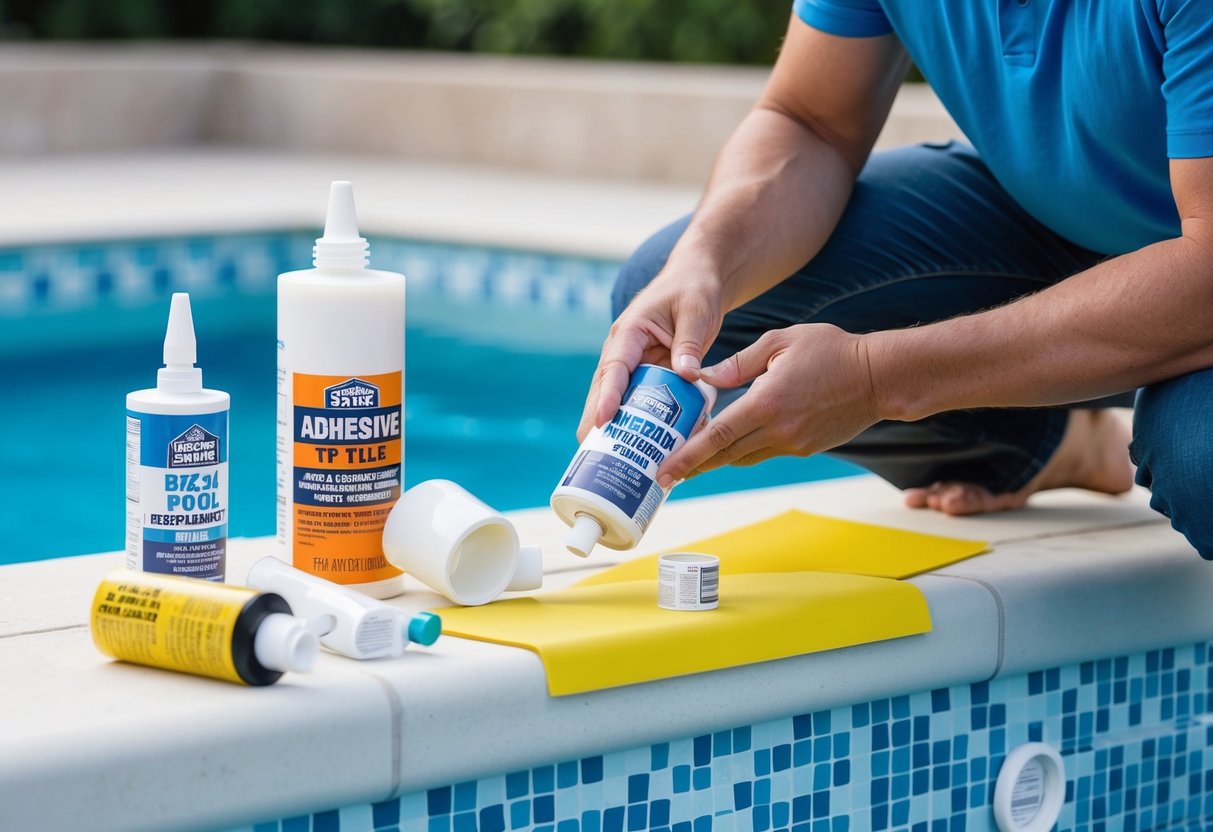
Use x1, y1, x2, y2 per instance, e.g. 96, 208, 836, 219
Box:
246, 556, 440, 660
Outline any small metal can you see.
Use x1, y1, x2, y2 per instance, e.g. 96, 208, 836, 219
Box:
657, 552, 719, 611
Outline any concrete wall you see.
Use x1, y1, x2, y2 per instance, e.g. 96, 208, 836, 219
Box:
0, 44, 963, 184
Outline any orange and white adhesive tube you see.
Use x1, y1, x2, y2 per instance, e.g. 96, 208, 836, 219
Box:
275, 181, 406, 599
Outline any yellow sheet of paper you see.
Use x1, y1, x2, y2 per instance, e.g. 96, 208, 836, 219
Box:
575, 510, 988, 587
440, 572, 931, 696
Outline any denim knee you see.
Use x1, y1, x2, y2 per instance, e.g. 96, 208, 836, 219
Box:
1131, 367, 1213, 559
611, 214, 692, 317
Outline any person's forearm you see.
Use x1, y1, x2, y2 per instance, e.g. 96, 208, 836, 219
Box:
664, 106, 860, 311
868, 232, 1213, 421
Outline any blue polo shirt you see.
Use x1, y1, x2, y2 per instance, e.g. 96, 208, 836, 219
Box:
794, 0, 1213, 255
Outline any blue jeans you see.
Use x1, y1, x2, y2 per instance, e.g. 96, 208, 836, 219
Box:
613, 142, 1213, 558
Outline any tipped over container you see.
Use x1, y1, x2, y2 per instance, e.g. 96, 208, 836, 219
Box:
551, 364, 716, 558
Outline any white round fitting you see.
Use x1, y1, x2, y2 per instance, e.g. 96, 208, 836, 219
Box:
993, 742, 1065, 832
382, 479, 520, 606
253, 613, 319, 674
506, 545, 544, 592
657, 553, 719, 611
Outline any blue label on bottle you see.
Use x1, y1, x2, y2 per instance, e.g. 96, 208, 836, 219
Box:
126, 409, 228, 581
622, 365, 706, 439
556, 365, 708, 534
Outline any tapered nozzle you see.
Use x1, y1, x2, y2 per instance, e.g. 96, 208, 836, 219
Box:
322, 181, 361, 241
313, 180, 370, 269
163, 293, 197, 368
157, 292, 203, 393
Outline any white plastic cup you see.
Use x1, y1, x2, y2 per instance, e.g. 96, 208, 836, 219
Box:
382, 480, 521, 606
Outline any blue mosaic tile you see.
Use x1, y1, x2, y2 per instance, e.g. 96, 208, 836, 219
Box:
481, 805, 506, 832
0, 234, 619, 330
580, 757, 603, 786
227, 641, 1213, 832
371, 798, 399, 828
533, 767, 555, 796
732, 726, 751, 753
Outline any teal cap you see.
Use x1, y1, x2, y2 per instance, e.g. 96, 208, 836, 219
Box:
407, 611, 442, 647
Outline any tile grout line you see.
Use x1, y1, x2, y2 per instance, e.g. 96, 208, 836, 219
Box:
366, 671, 406, 799
930, 573, 1005, 679
0, 622, 88, 640
989, 517, 1166, 548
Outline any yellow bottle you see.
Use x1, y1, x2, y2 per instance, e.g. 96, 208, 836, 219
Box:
90, 571, 317, 686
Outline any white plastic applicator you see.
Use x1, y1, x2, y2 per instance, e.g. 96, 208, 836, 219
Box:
313, 180, 370, 269
246, 557, 441, 660
157, 293, 203, 393
253, 614, 320, 674
566, 515, 606, 559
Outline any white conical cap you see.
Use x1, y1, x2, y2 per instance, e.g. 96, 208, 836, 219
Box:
253, 613, 319, 674
323, 181, 361, 240
313, 180, 369, 269
163, 293, 196, 366
565, 514, 604, 558
156, 293, 203, 393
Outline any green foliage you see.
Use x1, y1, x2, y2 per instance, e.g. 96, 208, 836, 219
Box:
1, 0, 792, 65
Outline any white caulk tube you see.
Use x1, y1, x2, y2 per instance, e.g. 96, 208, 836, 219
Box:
551, 364, 716, 558
125, 293, 230, 580
246, 557, 441, 659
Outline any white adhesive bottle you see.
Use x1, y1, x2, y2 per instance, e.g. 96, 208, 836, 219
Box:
246, 557, 441, 660
276, 181, 406, 599
126, 293, 230, 581
551, 364, 716, 558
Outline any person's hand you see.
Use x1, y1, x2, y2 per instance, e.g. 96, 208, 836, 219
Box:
655, 323, 881, 486
577, 272, 724, 441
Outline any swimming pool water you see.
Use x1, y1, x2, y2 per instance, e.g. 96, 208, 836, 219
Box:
0, 235, 859, 564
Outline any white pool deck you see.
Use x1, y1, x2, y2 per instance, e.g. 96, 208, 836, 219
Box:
3, 476, 1209, 832
0, 149, 699, 259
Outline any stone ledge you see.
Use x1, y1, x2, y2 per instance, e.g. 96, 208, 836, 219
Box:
0, 477, 1202, 831
0, 44, 964, 184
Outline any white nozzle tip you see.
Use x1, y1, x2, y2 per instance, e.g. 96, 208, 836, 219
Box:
163, 293, 197, 367
322, 180, 361, 241
506, 545, 545, 591
565, 515, 604, 558
314, 181, 369, 268
253, 613, 319, 674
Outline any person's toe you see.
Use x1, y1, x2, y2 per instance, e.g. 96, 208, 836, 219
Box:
904, 487, 930, 508
939, 483, 988, 515
925, 482, 951, 511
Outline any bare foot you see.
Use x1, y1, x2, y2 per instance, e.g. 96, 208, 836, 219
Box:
903, 409, 1134, 516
